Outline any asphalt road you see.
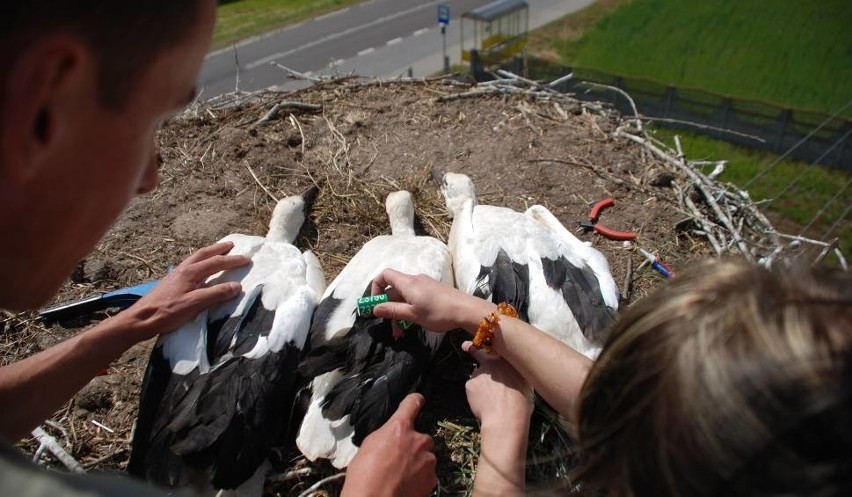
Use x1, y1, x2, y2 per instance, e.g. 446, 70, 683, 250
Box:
198, 0, 595, 99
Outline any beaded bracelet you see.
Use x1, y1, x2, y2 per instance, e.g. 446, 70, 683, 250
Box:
471, 302, 518, 354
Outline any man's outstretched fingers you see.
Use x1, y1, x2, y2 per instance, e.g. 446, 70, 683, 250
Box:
192, 253, 252, 277
390, 393, 425, 425
184, 282, 242, 312
183, 241, 236, 263
204, 280, 242, 298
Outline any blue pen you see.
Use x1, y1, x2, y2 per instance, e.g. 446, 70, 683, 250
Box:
638, 248, 675, 278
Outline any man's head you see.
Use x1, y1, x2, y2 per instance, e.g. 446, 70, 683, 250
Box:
0, 1, 217, 310
1, 1, 206, 109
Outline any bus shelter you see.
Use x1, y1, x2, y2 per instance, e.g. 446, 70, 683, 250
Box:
461, 0, 529, 65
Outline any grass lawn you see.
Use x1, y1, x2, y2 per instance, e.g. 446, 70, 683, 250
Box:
214, 0, 365, 49
526, 0, 850, 258
526, 0, 631, 63
539, 0, 852, 115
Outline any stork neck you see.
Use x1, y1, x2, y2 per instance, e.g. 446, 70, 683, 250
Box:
266, 224, 299, 243
389, 217, 415, 236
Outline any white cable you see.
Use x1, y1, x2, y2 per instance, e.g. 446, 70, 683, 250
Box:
744, 99, 852, 189
765, 127, 852, 206
799, 175, 852, 236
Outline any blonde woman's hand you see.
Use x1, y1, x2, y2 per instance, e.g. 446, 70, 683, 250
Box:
370, 268, 495, 335
463, 341, 534, 428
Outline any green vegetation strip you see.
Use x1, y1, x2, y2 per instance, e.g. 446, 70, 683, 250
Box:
214, 0, 365, 50
530, 0, 852, 116
527, 0, 850, 256
526, 0, 630, 63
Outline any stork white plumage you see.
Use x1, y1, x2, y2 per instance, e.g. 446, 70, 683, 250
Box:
441, 172, 617, 358
296, 190, 453, 469
128, 187, 326, 495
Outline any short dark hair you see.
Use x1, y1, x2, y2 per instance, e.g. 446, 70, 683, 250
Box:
2, 1, 204, 109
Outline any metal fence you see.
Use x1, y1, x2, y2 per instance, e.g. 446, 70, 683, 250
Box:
488, 57, 852, 171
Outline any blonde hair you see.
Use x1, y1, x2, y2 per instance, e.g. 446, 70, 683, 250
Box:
575, 260, 852, 497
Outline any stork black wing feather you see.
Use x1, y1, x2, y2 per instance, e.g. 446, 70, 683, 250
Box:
129, 286, 304, 490
306, 296, 344, 352
307, 316, 432, 446
541, 256, 615, 342
351, 349, 421, 445
473, 249, 530, 321
298, 330, 352, 378
127, 346, 187, 485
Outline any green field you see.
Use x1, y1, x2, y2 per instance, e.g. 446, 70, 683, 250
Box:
525, 0, 851, 257
213, 0, 364, 49
544, 0, 852, 115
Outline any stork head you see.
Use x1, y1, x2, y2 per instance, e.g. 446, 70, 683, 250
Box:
267, 185, 317, 243
386, 190, 415, 236
441, 172, 477, 219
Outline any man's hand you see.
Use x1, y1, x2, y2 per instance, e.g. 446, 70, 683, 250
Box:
117, 241, 250, 341
341, 393, 437, 497
0, 241, 250, 440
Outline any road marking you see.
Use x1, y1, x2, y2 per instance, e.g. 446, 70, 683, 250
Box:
413, 28, 429, 37
358, 47, 376, 56
246, 0, 447, 70
328, 58, 345, 67
387, 37, 403, 46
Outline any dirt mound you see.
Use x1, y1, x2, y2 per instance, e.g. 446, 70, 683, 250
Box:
3, 77, 783, 495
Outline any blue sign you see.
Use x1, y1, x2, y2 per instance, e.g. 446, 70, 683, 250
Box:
438, 4, 450, 26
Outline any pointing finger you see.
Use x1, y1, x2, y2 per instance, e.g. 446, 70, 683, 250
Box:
389, 393, 425, 425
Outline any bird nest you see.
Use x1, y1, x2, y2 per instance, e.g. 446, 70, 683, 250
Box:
1, 74, 838, 496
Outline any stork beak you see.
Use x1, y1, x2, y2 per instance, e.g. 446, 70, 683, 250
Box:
301, 184, 320, 213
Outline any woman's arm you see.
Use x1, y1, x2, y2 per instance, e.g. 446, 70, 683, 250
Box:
464, 342, 533, 497
0, 241, 250, 441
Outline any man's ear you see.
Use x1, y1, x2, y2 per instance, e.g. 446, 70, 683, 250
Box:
0, 36, 91, 184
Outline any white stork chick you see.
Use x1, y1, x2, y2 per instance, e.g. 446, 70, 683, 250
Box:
128, 187, 326, 495
441, 172, 617, 359
296, 190, 453, 469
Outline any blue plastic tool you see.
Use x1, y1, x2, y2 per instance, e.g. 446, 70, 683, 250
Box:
39, 279, 160, 323
638, 248, 675, 279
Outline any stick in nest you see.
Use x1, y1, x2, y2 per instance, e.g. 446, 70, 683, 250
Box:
244, 161, 279, 202
295, 472, 346, 497
290, 114, 307, 156
31, 426, 85, 473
